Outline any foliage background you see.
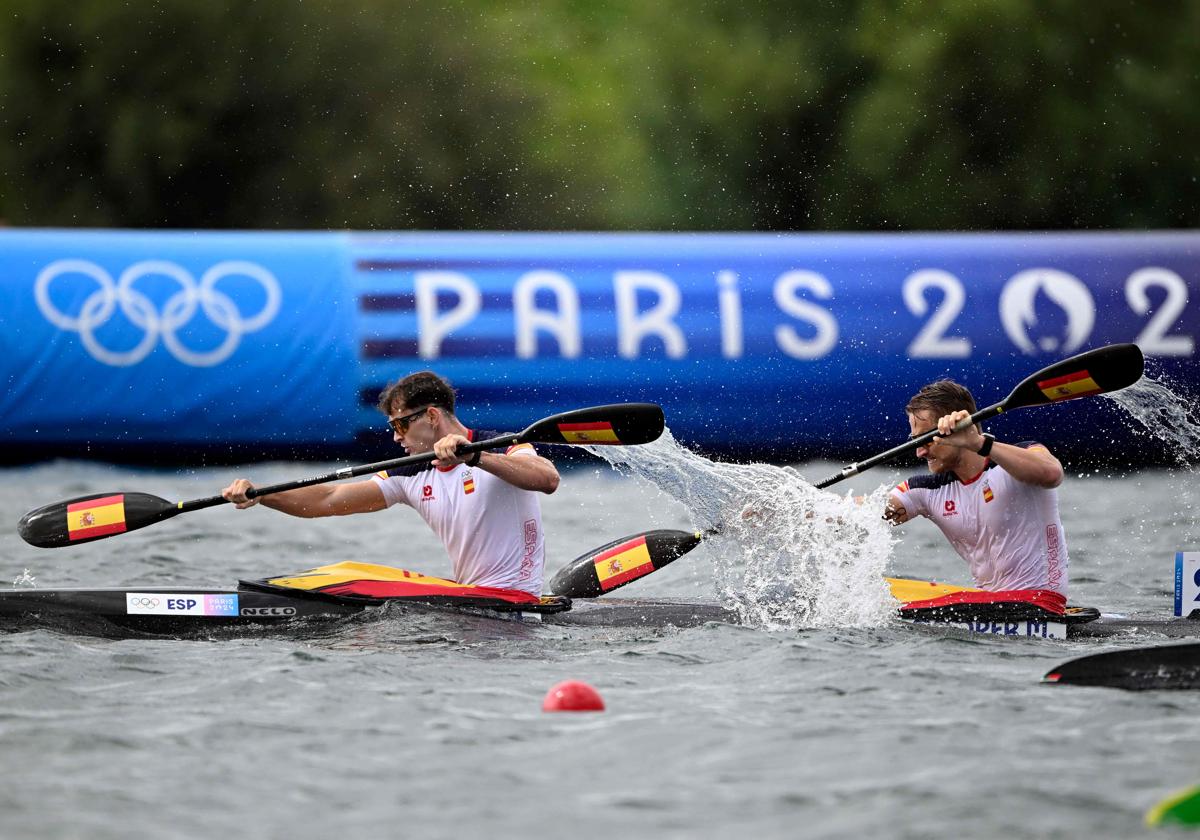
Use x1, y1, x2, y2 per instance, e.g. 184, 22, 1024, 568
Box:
1, 0, 1196, 230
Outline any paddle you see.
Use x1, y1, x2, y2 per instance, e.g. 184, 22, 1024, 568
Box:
548, 529, 709, 598
1043, 642, 1200, 690
550, 343, 1145, 599
18, 403, 665, 549
813, 341, 1144, 488
547, 526, 980, 599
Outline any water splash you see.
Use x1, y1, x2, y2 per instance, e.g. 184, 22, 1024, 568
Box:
1102, 369, 1200, 548
586, 430, 895, 630
12, 569, 37, 587
1103, 371, 1200, 465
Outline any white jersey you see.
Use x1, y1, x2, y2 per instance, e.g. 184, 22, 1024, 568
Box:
889, 443, 1068, 595
371, 432, 545, 595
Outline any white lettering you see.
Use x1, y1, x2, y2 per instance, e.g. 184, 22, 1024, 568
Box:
614, 271, 687, 359
903, 269, 972, 358
513, 271, 581, 358
717, 270, 744, 358
1126, 267, 1194, 356
416, 271, 482, 358
773, 270, 838, 359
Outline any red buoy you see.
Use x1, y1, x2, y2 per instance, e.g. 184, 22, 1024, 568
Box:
542, 680, 605, 712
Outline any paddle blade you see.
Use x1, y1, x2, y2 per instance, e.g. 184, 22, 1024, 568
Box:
18, 492, 180, 548
1002, 343, 1144, 411
548, 529, 705, 597
519, 403, 665, 447
1043, 641, 1200, 690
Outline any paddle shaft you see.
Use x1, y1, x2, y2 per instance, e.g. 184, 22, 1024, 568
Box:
18, 402, 665, 548
177, 433, 520, 513
814, 403, 1003, 489
814, 342, 1143, 489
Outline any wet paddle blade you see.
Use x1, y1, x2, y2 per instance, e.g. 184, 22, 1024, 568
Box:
548, 529, 705, 597
1043, 641, 1200, 690
519, 403, 665, 447
1002, 342, 1144, 411
18, 492, 180, 548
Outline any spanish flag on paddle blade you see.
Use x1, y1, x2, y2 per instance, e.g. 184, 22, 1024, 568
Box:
593, 535, 655, 591
1036, 369, 1102, 402
66, 495, 127, 541
557, 421, 621, 444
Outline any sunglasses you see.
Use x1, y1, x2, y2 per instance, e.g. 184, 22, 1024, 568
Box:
387, 406, 430, 435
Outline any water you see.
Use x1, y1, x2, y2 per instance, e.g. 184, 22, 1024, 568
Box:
2, 381, 1199, 839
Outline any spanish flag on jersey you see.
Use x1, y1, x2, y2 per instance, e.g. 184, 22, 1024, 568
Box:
593, 535, 655, 591
66, 495, 127, 541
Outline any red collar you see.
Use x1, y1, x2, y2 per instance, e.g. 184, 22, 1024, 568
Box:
958, 460, 989, 485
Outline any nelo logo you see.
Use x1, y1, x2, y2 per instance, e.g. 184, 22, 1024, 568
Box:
241, 606, 297, 617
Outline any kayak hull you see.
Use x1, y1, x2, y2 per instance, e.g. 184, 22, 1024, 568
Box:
1, 585, 1200, 639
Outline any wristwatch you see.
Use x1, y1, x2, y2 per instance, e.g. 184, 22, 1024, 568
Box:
977, 433, 996, 457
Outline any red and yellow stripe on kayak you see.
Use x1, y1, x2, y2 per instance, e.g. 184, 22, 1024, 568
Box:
265, 561, 475, 591
885, 576, 980, 603
66, 495, 127, 541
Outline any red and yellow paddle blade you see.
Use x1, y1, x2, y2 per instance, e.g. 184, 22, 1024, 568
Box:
549, 529, 706, 597
521, 403, 664, 447
19, 492, 180, 548
1003, 343, 1143, 410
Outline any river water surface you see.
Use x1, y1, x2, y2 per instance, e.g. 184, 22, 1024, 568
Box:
2, 407, 1199, 838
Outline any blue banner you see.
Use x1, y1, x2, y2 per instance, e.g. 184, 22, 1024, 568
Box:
350, 232, 1200, 458
1, 230, 1197, 461
0, 230, 357, 449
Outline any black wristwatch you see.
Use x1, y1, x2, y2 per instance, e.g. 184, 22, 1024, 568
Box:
977, 433, 996, 457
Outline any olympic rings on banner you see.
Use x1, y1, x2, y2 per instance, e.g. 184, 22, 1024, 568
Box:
128, 596, 161, 608
34, 259, 282, 367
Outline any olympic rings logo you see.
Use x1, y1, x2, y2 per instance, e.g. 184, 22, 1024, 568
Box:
129, 596, 160, 608
35, 259, 282, 367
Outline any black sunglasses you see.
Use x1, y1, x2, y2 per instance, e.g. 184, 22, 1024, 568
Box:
387, 406, 430, 435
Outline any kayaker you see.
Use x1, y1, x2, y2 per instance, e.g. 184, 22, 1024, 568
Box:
221, 370, 560, 596
884, 379, 1068, 595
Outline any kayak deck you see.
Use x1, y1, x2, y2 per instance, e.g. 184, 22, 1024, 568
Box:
1, 585, 1199, 639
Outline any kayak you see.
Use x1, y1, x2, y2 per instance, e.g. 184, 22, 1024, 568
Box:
1, 560, 1198, 639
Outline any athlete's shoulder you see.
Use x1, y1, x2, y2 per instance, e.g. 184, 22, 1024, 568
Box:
1014, 440, 1054, 454
474, 429, 539, 457
374, 463, 429, 480
898, 471, 956, 492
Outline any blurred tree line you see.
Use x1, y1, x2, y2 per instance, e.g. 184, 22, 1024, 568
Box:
0, 0, 1196, 231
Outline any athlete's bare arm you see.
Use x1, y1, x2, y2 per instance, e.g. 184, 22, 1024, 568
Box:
932, 409, 1063, 489
221, 479, 388, 516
